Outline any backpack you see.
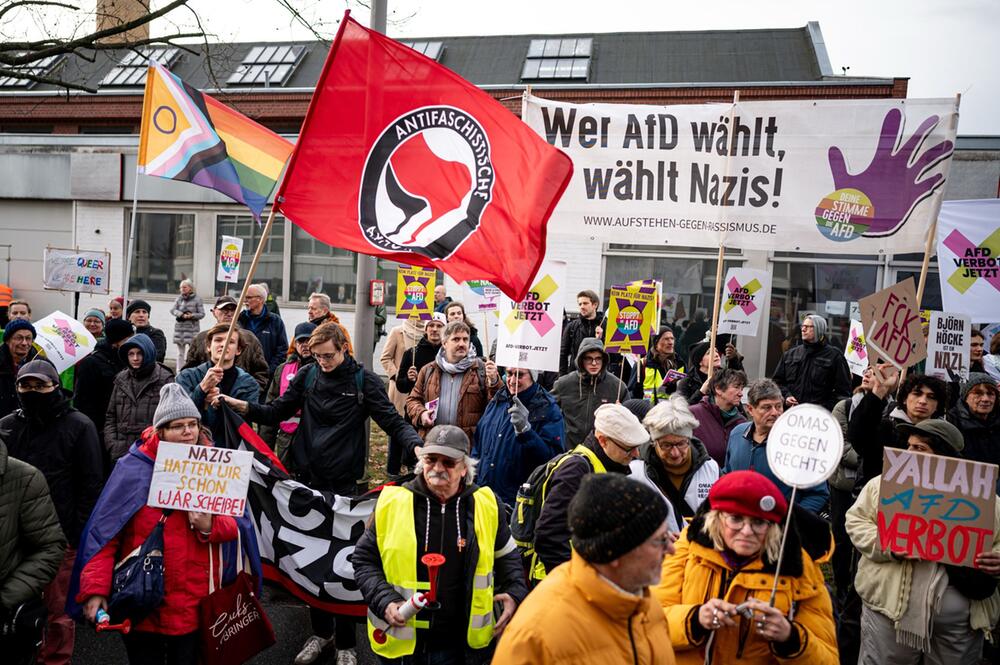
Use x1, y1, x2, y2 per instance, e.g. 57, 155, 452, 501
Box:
510, 449, 594, 580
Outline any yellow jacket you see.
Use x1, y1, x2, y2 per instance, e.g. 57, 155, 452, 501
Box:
493, 551, 676, 665
653, 508, 838, 665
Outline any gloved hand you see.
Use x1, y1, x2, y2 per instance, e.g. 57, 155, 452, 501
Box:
508, 396, 530, 434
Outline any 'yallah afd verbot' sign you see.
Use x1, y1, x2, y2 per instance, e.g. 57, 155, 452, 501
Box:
523, 95, 957, 253
878, 448, 998, 568
148, 442, 254, 517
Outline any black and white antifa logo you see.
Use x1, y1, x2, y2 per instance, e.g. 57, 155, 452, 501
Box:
359, 106, 494, 260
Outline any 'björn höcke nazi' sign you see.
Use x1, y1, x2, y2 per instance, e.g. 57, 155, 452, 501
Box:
878, 448, 997, 568
148, 442, 254, 517
858, 278, 926, 370
926, 312, 971, 382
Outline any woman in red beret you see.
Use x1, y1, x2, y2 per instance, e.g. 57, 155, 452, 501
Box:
653, 470, 838, 665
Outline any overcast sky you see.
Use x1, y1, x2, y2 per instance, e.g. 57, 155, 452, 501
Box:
17, 0, 1000, 133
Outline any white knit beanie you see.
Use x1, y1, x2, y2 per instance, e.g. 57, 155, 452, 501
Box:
643, 394, 700, 440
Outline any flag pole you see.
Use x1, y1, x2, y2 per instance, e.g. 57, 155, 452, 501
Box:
706, 90, 740, 383
122, 175, 140, 306
901, 92, 961, 386
215, 207, 278, 370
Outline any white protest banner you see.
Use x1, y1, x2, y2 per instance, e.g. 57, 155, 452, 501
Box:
216, 236, 244, 284
524, 95, 957, 253
926, 312, 971, 382
717, 267, 770, 336
33, 311, 96, 373
496, 260, 567, 371
936, 198, 1000, 321
42, 248, 110, 294
766, 404, 843, 489
845, 319, 869, 377
148, 441, 254, 517
879, 448, 997, 568
462, 280, 502, 312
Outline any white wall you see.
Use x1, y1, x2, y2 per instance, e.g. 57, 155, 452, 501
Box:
0, 199, 75, 314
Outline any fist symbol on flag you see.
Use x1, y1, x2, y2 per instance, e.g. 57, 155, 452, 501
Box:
826, 108, 953, 238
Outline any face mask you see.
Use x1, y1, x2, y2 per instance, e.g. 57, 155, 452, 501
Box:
18, 390, 64, 417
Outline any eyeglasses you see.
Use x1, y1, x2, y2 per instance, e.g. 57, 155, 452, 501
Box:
582, 356, 603, 365
9, 333, 34, 344
422, 455, 460, 469
16, 382, 55, 393
654, 437, 690, 451
722, 513, 771, 534
313, 352, 341, 362
163, 421, 200, 433
648, 534, 673, 550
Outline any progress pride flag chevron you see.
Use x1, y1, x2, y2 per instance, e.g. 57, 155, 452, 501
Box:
275, 13, 572, 301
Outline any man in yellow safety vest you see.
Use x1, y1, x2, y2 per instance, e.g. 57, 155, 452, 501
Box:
353, 424, 528, 663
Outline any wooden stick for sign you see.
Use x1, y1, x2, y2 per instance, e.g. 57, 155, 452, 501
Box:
768, 485, 798, 607
214, 207, 278, 371
482, 311, 490, 359
901, 92, 961, 386
617, 353, 627, 403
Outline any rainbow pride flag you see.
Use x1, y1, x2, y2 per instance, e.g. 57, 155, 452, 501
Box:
138, 61, 294, 221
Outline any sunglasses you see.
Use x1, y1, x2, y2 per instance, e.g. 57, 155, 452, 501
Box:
422, 455, 460, 469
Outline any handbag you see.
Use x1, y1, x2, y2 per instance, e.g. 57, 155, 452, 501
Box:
199, 530, 275, 665
0, 596, 47, 654
108, 510, 170, 623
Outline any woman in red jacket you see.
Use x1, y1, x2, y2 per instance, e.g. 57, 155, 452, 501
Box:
71, 383, 254, 664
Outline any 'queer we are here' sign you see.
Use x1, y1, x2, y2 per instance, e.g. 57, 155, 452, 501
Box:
878, 448, 997, 568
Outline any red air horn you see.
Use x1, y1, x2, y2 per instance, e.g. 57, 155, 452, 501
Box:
95, 609, 132, 634
373, 553, 447, 644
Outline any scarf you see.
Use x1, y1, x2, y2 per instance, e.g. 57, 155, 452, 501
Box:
895, 560, 947, 650
436, 348, 475, 375
402, 319, 426, 345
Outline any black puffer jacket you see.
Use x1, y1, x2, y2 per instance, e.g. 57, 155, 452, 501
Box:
133, 324, 167, 363
73, 338, 123, 437
352, 476, 527, 643
245, 354, 422, 492
0, 441, 66, 612
559, 311, 603, 375
848, 393, 911, 488
0, 395, 102, 548
772, 340, 852, 411
393, 337, 442, 394
948, 400, 1000, 493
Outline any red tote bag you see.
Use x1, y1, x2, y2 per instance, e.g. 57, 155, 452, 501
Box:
198, 532, 276, 665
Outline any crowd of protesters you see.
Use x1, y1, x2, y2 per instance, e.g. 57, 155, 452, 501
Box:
0, 279, 999, 665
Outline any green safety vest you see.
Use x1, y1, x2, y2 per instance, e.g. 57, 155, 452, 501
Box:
529, 444, 607, 582
366, 485, 500, 658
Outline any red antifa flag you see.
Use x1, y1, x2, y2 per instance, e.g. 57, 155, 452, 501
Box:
275, 13, 573, 301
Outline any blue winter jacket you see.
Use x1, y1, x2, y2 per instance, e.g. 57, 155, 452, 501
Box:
177, 362, 260, 440
471, 383, 565, 506
722, 421, 829, 513
238, 309, 288, 374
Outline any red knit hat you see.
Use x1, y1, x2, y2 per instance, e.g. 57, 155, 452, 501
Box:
708, 471, 788, 523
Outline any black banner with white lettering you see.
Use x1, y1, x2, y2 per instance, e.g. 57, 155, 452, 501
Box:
220, 404, 379, 616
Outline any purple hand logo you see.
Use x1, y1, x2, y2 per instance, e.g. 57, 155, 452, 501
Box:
817, 108, 953, 241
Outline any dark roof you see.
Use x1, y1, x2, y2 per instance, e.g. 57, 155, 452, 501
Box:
7, 22, 898, 94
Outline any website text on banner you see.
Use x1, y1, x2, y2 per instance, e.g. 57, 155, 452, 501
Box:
148, 441, 254, 517
523, 95, 958, 252
274, 15, 573, 302
496, 260, 567, 372
936, 198, 1000, 322
878, 448, 998, 568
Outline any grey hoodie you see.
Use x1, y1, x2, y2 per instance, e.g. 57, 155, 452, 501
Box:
551, 338, 628, 447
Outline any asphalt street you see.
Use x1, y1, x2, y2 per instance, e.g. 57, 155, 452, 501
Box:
73, 586, 378, 664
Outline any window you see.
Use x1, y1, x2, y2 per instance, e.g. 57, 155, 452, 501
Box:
0, 54, 63, 88
216, 214, 284, 298
227, 44, 305, 86
128, 212, 195, 294
290, 226, 356, 303
101, 47, 179, 87
766, 261, 880, 374
401, 41, 444, 61
522, 38, 592, 80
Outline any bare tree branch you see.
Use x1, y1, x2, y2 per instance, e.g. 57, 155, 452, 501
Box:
0, 1, 77, 23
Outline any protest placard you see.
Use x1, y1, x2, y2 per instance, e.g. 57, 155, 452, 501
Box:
42, 248, 110, 294
604, 280, 657, 356
524, 95, 957, 254
845, 319, 869, 377
662, 291, 678, 321
33, 310, 96, 373
395, 266, 435, 320
717, 267, 770, 336
216, 235, 243, 283
462, 280, 502, 312
765, 404, 843, 489
496, 261, 567, 371
878, 448, 997, 568
858, 278, 926, 370
936, 199, 1000, 321
926, 312, 971, 382
148, 441, 254, 517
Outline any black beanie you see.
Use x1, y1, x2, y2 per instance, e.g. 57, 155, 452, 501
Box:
688, 341, 711, 372
569, 474, 669, 563
622, 398, 652, 422
126, 299, 151, 318
104, 318, 134, 345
